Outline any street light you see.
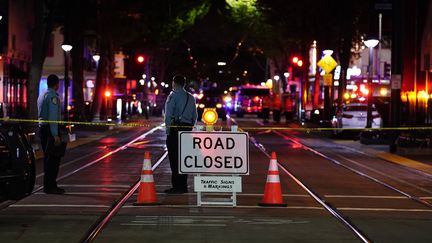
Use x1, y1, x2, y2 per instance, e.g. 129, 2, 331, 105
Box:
92, 54, 100, 62
363, 38, 379, 128
62, 43, 73, 120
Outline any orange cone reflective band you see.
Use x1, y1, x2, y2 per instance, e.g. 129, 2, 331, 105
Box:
134, 151, 159, 205
259, 152, 287, 207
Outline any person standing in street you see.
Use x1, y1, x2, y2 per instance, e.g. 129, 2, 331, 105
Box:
164, 75, 197, 194
38, 74, 66, 194
283, 93, 293, 123
272, 93, 282, 123
261, 95, 270, 124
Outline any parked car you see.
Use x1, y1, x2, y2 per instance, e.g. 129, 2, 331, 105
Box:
234, 85, 270, 117
196, 89, 227, 121
331, 103, 382, 137
0, 123, 36, 199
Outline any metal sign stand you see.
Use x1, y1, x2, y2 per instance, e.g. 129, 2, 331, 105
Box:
196, 174, 239, 207
195, 125, 240, 207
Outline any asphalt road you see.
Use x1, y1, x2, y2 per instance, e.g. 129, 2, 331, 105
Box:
1, 116, 432, 242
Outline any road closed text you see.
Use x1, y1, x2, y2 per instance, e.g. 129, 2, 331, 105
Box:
179, 132, 249, 174
183, 155, 243, 169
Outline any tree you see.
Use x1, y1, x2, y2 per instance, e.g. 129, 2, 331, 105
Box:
27, 0, 58, 119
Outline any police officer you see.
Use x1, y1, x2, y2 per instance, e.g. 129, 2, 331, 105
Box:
37, 74, 65, 194
261, 95, 270, 123
164, 75, 197, 194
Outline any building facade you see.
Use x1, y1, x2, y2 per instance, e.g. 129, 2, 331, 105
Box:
0, 0, 33, 118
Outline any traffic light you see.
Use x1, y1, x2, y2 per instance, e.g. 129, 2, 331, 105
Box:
384, 62, 391, 78
136, 55, 145, 63
297, 60, 303, 67
104, 90, 112, 97
291, 56, 303, 67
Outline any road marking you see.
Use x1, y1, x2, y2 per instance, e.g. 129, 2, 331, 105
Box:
36, 149, 104, 178
136, 215, 235, 218
57, 184, 131, 188
55, 184, 172, 188
32, 125, 165, 194
124, 205, 324, 210
124, 216, 310, 227
121, 223, 226, 227
324, 195, 407, 199
34, 192, 123, 196
339, 207, 432, 212
9, 204, 110, 208
29, 190, 426, 200
10, 203, 432, 213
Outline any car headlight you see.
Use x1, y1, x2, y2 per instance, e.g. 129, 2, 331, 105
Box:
216, 103, 222, 109
199, 104, 205, 109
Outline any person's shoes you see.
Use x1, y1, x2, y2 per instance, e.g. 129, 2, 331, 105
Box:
44, 187, 65, 194
164, 188, 187, 194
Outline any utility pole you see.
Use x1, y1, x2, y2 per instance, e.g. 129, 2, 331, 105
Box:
390, 0, 402, 152
378, 13, 382, 81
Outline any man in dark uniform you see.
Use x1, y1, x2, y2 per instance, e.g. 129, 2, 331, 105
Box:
37, 74, 65, 194
164, 75, 197, 194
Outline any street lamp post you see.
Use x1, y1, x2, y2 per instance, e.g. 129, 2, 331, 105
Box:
364, 39, 379, 128
62, 44, 73, 120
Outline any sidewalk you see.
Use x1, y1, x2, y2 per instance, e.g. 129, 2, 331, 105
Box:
32, 116, 164, 160
298, 121, 432, 175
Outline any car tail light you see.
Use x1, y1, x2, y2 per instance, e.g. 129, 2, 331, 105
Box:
342, 113, 353, 118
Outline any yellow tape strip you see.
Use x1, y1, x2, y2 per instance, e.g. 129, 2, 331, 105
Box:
1, 117, 432, 131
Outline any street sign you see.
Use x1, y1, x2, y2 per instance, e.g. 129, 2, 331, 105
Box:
317, 55, 338, 74
323, 74, 333, 86
179, 131, 249, 175
194, 175, 242, 192
391, 74, 401, 89
375, 3, 392, 10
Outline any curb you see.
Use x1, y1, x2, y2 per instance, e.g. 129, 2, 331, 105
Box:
374, 152, 432, 175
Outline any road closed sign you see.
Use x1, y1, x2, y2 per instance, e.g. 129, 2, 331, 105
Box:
179, 131, 249, 175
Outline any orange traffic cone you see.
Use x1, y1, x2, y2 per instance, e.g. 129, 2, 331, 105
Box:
258, 152, 287, 207
134, 151, 159, 205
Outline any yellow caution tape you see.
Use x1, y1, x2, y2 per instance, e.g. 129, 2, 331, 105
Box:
1, 117, 431, 131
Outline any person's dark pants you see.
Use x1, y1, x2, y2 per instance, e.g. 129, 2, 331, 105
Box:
166, 124, 193, 191
285, 111, 292, 122
262, 108, 270, 123
39, 125, 61, 190
273, 109, 281, 122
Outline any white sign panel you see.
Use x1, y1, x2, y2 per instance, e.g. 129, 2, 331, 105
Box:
194, 176, 242, 192
179, 131, 249, 175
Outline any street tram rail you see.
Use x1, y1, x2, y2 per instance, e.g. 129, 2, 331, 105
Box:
0, 124, 163, 210
229, 118, 372, 243
232, 117, 432, 242
80, 151, 167, 243
270, 129, 432, 209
